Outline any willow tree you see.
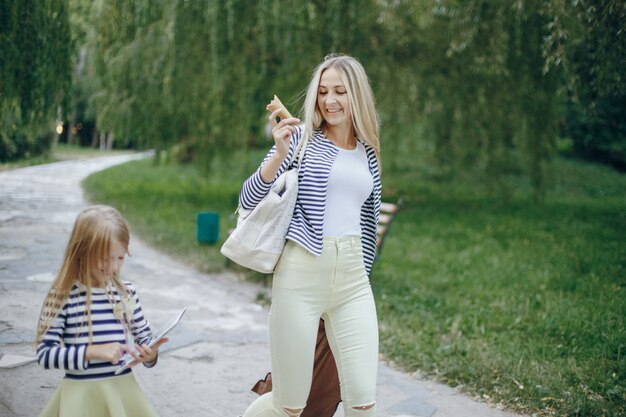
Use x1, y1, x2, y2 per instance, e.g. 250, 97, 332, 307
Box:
544, 0, 626, 170
0, 0, 72, 161
84, 0, 587, 193
86, 0, 384, 170
378, 0, 563, 193
169, 0, 384, 170
88, 0, 175, 151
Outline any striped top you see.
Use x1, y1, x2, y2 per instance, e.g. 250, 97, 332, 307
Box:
37, 281, 153, 380
240, 126, 381, 275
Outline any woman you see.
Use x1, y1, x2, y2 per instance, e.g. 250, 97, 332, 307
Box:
241, 53, 381, 417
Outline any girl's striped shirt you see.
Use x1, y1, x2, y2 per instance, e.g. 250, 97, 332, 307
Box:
37, 281, 153, 380
240, 126, 381, 275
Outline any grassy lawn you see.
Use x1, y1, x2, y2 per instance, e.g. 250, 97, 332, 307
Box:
83, 153, 625, 416
374, 159, 625, 416
83, 149, 266, 276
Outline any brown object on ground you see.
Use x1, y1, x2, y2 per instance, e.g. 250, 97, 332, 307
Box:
251, 319, 341, 417
266, 95, 293, 120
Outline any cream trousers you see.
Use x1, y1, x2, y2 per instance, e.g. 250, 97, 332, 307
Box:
243, 236, 379, 417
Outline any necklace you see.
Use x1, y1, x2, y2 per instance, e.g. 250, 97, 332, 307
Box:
106, 282, 135, 346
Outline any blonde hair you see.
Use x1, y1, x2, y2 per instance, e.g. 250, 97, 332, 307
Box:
302, 54, 381, 166
35, 205, 131, 345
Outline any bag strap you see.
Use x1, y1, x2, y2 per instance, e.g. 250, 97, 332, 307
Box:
288, 133, 308, 170
235, 132, 308, 217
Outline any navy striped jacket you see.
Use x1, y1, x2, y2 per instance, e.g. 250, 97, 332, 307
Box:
37, 282, 153, 380
240, 126, 381, 275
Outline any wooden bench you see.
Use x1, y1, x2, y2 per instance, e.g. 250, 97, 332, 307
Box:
376, 200, 401, 256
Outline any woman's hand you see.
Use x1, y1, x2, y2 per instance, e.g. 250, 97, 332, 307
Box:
85, 342, 131, 365
260, 110, 300, 183
270, 109, 300, 159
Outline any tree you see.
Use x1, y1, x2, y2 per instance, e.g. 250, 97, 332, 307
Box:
86, 0, 385, 171
76, 0, 620, 190
0, 0, 72, 161
545, 0, 626, 170
378, 0, 563, 192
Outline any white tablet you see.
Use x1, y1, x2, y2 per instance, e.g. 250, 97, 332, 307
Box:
114, 307, 187, 375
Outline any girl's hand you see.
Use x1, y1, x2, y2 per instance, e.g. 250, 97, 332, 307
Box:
85, 342, 131, 365
126, 338, 169, 368
269, 109, 300, 159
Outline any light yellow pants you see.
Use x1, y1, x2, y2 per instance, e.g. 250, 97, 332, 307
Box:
244, 237, 378, 417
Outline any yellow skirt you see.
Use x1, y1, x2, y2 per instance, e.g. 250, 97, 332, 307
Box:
39, 374, 158, 417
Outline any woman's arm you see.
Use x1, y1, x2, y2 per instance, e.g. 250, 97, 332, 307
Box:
360, 146, 382, 276
239, 125, 303, 211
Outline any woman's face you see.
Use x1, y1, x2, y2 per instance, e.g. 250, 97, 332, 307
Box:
317, 66, 352, 129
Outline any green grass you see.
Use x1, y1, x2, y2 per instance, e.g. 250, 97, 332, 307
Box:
83, 153, 625, 416
374, 158, 625, 416
83, 149, 267, 276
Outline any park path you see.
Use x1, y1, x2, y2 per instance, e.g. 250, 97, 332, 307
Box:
0, 154, 527, 417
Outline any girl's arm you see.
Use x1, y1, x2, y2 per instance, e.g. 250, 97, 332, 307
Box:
127, 284, 161, 367
36, 307, 88, 371
127, 285, 152, 345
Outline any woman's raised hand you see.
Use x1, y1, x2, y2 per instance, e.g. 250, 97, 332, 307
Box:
269, 109, 300, 159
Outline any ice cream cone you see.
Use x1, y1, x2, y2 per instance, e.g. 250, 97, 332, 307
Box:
266, 95, 292, 120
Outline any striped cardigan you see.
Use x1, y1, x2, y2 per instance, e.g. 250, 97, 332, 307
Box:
240, 126, 381, 275
37, 281, 153, 380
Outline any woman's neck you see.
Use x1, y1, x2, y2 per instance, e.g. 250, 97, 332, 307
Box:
323, 124, 356, 149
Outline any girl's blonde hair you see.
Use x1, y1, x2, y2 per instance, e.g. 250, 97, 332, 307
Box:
302, 53, 380, 166
35, 205, 131, 345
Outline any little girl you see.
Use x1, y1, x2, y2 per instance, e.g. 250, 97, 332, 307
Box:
35, 205, 167, 417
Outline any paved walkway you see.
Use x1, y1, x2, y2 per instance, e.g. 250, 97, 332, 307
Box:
0, 155, 526, 417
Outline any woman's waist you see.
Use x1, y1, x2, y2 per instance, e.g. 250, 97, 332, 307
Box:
322, 235, 361, 245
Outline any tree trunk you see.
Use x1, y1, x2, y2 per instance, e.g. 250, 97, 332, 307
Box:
106, 133, 114, 150
99, 131, 106, 150
67, 47, 87, 146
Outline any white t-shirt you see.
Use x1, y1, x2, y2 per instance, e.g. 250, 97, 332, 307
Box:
323, 141, 374, 237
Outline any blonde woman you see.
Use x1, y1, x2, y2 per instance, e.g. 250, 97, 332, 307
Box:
35, 205, 167, 417
241, 54, 381, 417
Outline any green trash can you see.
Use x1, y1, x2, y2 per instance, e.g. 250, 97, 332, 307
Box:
196, 211, 219, 244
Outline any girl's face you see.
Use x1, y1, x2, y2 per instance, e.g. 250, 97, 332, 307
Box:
99, 241, 126, 282
317, 67, 352, 130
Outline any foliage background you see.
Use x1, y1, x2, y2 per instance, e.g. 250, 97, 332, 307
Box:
0, 0, 71, 161
1, 1, 625, 415
2, 0, 624, 184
